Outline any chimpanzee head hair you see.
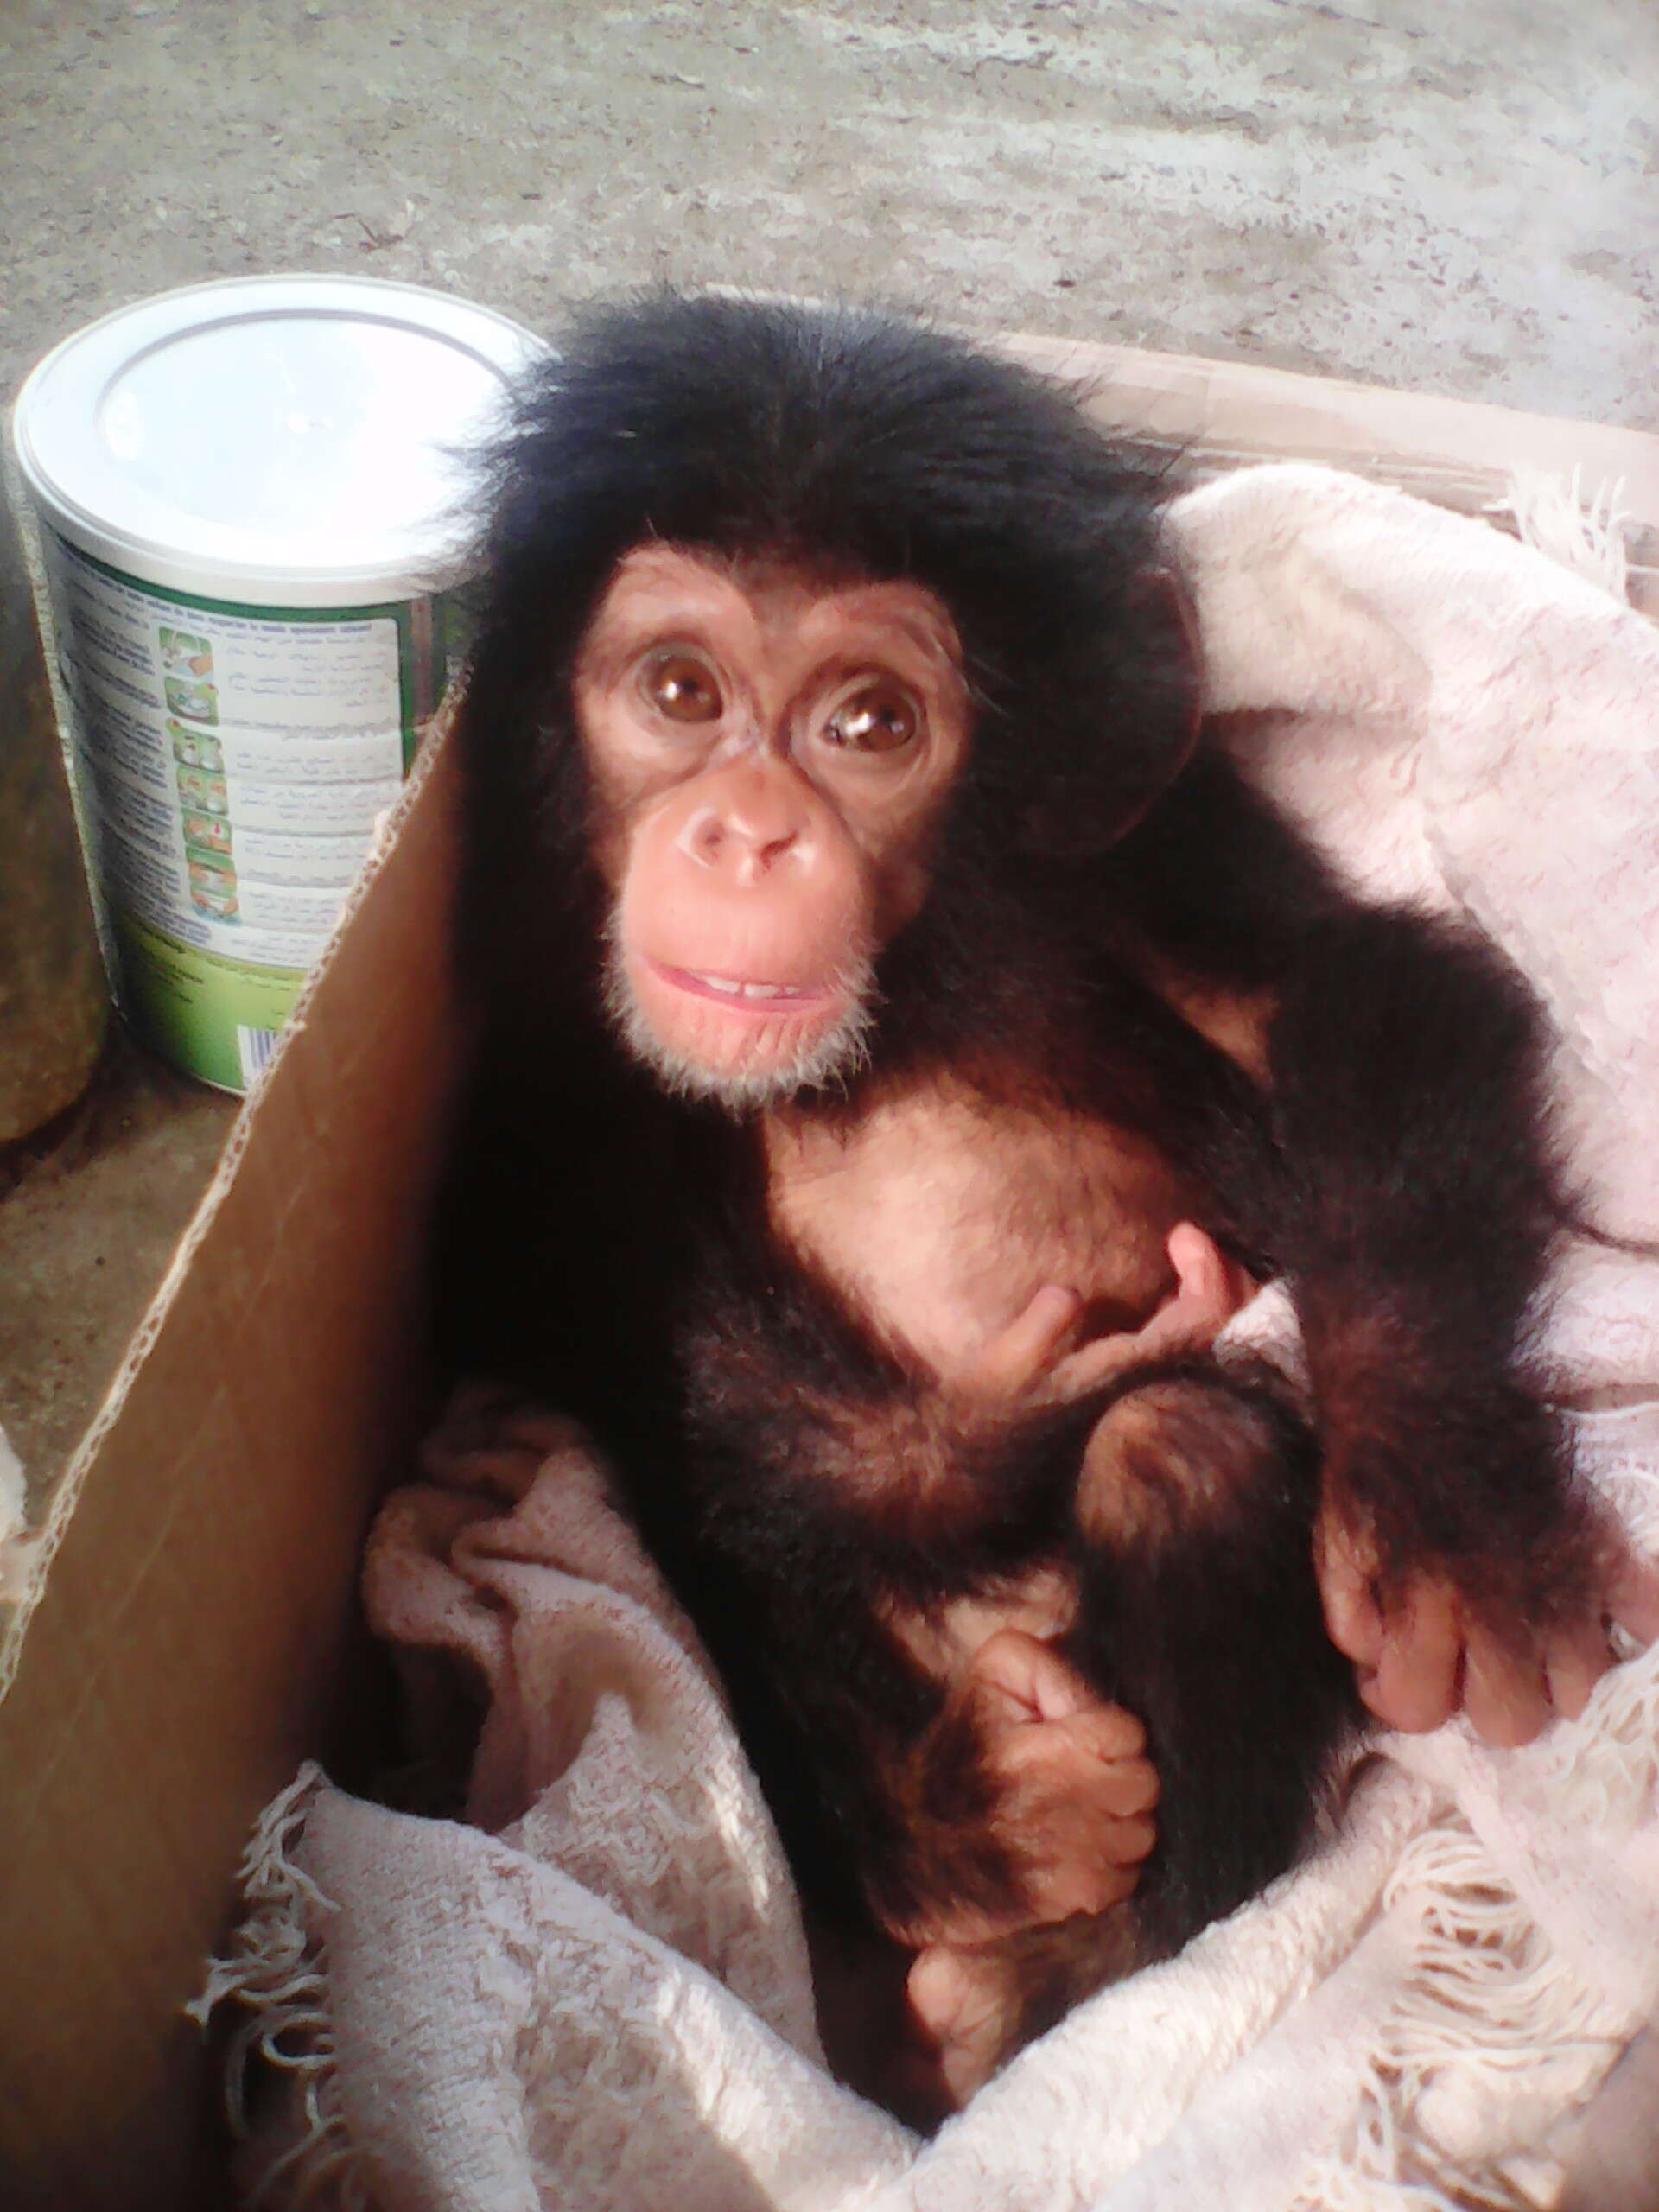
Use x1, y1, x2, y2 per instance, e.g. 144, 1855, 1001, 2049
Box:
457, 291, 1199, 1065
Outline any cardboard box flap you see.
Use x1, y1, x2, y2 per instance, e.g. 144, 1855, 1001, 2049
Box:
0, 709, 461, 2210
1007, 335, 1659, 611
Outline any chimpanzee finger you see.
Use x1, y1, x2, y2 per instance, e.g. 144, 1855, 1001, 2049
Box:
1313, 1511, 1386, 1669
1014, 1838, 1144, 1922
906, 1946, 1011, 2107
1610, 1547, 1659, 1646
966, 1626, 1084, 1720
1055, 1713, 1160, 1802
1065, 1719, 1160, 1805
1047, 1329, 1169, 1403
1461, 1627, 1553, 1746
1042, 1225, 1254, 1408
969, 1284, 1084, 1403
1361, 1581, 1462, 1733
1132, 1223, 1250, 1357
969, 1629, 1146, 1751
1001, 1719, 1160, 1812
1543, 1615, 1615, 1721
1103, 1814, 1158, 1867
1093, 1759, 1160, 1821
1165, 1220, 1256, 1320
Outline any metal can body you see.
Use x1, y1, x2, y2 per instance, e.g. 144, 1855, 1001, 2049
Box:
12, 275, 543, 1092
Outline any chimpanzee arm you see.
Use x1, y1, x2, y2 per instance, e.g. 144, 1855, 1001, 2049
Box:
1263, 904, 1609, 1740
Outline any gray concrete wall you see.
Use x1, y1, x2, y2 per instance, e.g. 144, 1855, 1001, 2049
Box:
4, 0, 1656, 427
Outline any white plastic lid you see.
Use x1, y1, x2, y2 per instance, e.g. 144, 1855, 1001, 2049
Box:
11, 273, 547, 605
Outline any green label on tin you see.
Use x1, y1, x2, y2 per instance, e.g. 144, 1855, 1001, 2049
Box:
110, 913, 307, 1093
39, 533, 462, 1093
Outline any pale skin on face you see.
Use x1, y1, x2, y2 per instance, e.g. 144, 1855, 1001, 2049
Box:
576, 543, 970, 939
574, 546, 973, 1106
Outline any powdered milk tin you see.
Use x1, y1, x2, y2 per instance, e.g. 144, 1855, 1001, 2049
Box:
12, 275, 543, 1093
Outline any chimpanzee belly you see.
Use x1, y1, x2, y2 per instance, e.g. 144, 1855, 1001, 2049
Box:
765, 1077, 1205, 1391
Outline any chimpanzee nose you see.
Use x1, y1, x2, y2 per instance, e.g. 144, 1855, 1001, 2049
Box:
676, 765, 816, 885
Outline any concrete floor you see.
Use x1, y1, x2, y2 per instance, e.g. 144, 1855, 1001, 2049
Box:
2, 0, 1656, 1517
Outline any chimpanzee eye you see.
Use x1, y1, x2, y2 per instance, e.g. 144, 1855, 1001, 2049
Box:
823, 681, 919, 753
641, 652, 723, 723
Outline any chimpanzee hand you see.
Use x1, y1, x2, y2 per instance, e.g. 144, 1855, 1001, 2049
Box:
1315, 1503, 1659, 1745
904, 1894, 1152, 2111
906, 1941, 1020, 2110
967, 1222, 1255, 1415
893, 1627, 1158, 1949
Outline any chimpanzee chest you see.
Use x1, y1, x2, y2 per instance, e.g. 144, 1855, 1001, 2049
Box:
765, 1081, 1202, 1391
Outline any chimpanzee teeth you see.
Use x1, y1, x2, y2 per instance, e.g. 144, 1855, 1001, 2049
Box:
694, 973, 803, 1000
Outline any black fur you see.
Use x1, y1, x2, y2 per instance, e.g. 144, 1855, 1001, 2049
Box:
441, 292, 1592, 2080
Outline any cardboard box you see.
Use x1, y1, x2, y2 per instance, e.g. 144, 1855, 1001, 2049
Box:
2, 336, 1656, 2212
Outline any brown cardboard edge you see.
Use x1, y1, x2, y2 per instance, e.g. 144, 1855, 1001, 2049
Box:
0, 698, 462, 2208
1000, 333, 1659, 613
0, 691, 462, 1696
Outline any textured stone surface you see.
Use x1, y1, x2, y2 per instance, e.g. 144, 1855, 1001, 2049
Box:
0, 480, 105, 1147
1, 0, 1655, 429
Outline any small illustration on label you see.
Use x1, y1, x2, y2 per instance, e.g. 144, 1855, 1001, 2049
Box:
176, 766, 230, 816
169, 718, 226, 773
188, 855, 240, 921
182, 812, 232, 858
160, 625, 219, 724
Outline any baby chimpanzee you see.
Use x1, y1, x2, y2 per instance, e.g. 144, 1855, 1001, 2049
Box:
443, 292, 1618, 2108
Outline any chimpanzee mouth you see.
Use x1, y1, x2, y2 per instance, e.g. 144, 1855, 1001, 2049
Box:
603, 933, 880, 1110
692, 974, 804, 1000
649, 962, 834, 1014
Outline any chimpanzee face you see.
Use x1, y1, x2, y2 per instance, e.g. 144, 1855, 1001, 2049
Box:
574, 543, 971, 1109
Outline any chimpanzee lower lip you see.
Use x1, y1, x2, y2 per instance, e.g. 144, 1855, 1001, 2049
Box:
648, 959, 834, 1012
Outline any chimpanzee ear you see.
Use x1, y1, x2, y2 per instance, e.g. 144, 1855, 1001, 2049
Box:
1019, 566, 1205, 858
